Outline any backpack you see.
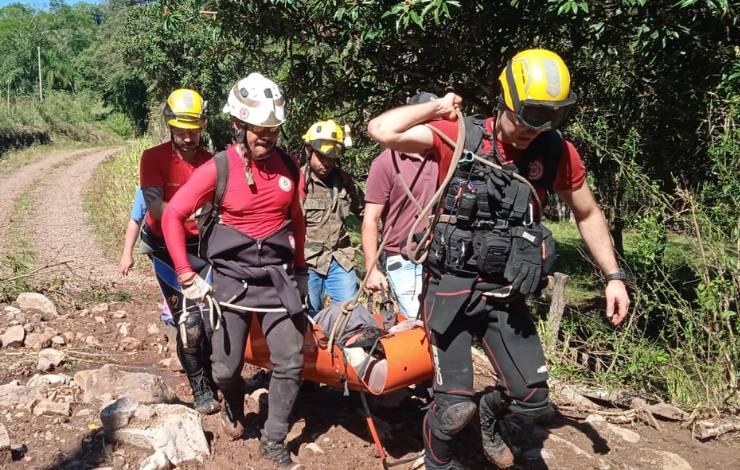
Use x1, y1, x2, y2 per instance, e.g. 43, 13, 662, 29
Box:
196, 147, 300, 260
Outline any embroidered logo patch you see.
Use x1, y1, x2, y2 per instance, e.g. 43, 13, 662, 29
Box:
528, 159, 544, 180
278, 176, 292, 192
239, 108, 249, 120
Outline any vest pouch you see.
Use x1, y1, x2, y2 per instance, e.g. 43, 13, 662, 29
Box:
473, 229, 510, 274
443, 177, 467, 213
541, 224, 557, 276
427, 223, 449, 268
444, 226, 475, 272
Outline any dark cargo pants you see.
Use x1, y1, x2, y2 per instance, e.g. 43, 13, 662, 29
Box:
210, 307, 306, 441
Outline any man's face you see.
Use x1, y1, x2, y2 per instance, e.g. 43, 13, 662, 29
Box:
170, 126, 203, 154
498, 109, 542, 150
309, 149, 337, 178
244, 123, 280, 159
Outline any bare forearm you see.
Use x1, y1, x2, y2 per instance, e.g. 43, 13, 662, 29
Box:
361, 220, 381, 273
576, 210, 620, 276
121, 220, 141, 257
367, 92, 462, 154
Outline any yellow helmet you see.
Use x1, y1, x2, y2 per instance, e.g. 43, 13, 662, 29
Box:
163, 88, 208, 130
302, 119, 352, 158
498, 49, 576, 131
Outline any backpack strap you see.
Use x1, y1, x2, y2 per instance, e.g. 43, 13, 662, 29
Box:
463, 114, 488, 155
212, 150, 230, 214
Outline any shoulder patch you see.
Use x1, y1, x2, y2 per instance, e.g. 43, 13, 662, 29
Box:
279, 175, 292, 192
528, 159, 545, 181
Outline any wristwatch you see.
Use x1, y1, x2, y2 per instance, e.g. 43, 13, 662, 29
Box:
605, 269, 626, 282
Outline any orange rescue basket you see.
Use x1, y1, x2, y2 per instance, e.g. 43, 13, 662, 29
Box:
243, 312, 433, 464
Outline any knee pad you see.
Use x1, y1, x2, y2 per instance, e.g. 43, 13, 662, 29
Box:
429, 393, 477, 438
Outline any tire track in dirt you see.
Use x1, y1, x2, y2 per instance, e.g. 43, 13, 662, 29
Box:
15, 146, 151, 290
0, 148, 95, 257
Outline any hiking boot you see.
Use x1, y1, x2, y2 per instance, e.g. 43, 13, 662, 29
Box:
423, 456, 468, 470
243, 369, 271, 392
220, 391, 245, 440
480, 416, 514, 469
259, 435, 293, 468
188, 371, 220, 415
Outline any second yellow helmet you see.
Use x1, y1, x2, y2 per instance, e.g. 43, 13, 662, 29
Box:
302, 119, 352, 158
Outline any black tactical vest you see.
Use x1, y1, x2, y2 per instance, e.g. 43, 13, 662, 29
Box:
427, 115, 559, 280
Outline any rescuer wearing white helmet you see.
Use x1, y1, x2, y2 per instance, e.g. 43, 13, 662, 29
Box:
163, 73, 307, 468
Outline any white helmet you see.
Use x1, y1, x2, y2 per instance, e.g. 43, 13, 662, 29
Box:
222, 73, 286, 126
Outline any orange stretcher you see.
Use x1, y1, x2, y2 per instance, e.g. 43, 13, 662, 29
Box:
243, 311, 434, 465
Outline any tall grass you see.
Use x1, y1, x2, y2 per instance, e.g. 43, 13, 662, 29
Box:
0, 91, 133, 155
84, 137, 156, 256
543, 98, 740, 410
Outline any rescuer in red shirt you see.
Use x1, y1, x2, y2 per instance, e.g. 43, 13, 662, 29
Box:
162, 73, 307, 468
368, 49, 630, 469
138, 89, 219, 416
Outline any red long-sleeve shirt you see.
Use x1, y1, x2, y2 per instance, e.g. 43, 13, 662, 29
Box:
162, 145, 306, 275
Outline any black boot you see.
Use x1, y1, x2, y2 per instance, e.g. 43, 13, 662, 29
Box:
259, 435, 293, 468
423, 456, 468, 470
221, 386, 245, 440
479, 392, 514, 469
188, 370, 221, 415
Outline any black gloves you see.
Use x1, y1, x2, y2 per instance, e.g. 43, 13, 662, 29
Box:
504, 226, 544, 295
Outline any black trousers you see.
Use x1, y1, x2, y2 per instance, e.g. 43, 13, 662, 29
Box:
421, 273, 550, 465
142, 227, 212, 385
210, 307, 306, 441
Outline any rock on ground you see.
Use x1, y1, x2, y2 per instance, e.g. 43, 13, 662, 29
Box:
1, 325, 25, 348
33, 399, 71, 416
16, 292, 57, 316
638, 448, 693, 470
139, 450, 172, 470
0, 423, 10, 464
37, 348, 66, 372
26, 373, 71, 388
0, 380, 43, 408
25, 332, 53, 350
101, 397, 139, 432
586, 414, 641, 444
74, 364, 177, 404
106, 403, 209, 465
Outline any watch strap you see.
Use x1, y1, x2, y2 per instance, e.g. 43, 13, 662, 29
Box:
605, 269, 625, 282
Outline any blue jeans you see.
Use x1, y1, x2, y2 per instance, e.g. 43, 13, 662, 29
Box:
308, 259, 358, 316
385, 254, 423, 319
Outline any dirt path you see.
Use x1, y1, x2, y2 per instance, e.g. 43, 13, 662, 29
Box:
0, 148, 95, 257
18, 146, 150, 289
0, 147, 738, 470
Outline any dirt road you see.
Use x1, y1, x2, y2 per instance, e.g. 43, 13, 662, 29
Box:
0, 147, 737, 469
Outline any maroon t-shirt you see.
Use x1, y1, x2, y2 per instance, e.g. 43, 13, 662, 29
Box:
364, 149, 438, 254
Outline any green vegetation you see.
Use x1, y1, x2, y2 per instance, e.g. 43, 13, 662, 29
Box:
3, 0, 737, 409
0, 190, 38, 302
84, 137, 156, 257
